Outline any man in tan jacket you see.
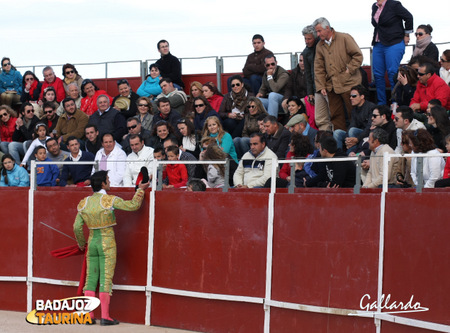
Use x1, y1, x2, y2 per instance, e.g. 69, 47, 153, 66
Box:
313, 17, 363, 131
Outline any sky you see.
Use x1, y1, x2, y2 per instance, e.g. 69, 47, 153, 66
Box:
2, 0, 449, 80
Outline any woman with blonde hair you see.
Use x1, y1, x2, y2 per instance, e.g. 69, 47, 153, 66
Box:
183, 81, 203, 119
136, 96, 154, 132
202, 116, 237, 163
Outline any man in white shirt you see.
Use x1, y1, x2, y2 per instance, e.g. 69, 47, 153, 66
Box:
123, 134, 154, 187
93, 133, 127, 187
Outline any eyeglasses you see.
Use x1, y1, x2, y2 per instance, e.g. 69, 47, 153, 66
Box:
2, 63, 10, 67
138, 104, 149, 107
350, 94, 358, 98
127, 124, 138, 130
25, 109, 34, 114
0, 113, 8, 117
44, 110, 54, 114
194, 104, 205, 108
247, 105, 256, 109
117, 79, 129, 85
417, 71, 428, 76
441, 58, 449, 63
265, 62, 276, 67
65, 70, 74, 75
415, 32, 424, 37
231, 83, 241, 88
372, 114, 380, 118
25, 77, 34, 81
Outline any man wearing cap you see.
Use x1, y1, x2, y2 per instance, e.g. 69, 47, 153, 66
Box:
286, 114, 318, 147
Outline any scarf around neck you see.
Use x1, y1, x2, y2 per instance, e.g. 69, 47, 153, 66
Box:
413, 35, 432, 57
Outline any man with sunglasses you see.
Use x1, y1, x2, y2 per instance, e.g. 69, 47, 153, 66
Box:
41, 101, 59, 136
9, 102, 41, 162
410, 61, 450, 112
121, 117, 152, 155
257, 54, 289, 118
393, 106, 425, 153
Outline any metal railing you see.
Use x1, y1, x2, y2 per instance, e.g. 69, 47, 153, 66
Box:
26, 151, 449, 193
15, 41, 449, 94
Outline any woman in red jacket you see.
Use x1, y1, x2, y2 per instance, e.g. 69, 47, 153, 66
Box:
80, 79, 112, 116
0, 105, 18, 156
202, 82, 223, 112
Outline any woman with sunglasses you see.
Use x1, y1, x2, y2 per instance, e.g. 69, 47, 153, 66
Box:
80, 79, 112, 116
193, 96, 219, 132
233, 97, 268, 159
177, 118, 201, 159
412, 24, 439, 62
0, 105, 18, 158
0, 57, 23, 107
62, 63, 83, 94
218, 75, 251, 138
136, 96, 154, 132
20, 71, 43, 116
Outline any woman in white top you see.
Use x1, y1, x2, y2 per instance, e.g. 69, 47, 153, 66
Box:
406, 129, 445, 188
177, 118, 200, 159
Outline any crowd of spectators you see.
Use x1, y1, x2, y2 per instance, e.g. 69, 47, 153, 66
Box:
0, 9, 449, 189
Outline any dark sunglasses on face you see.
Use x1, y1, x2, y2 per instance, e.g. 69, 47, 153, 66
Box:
44, 110, 53, 114
194, 104, 205, 108
265, 62, 276, 68
127, 124, 138, 130
231, 83, 241, 88
415, 32, 424, 37
0, 113, 8, 117
441, 58, 449, 63
350, 94, 358, 98
138, 104, 149, 107
247, 105, 256, 109
372, 114, 380, 118
2, 63, 10, 67
417, 72, 428, 76
25, 109, 34, 114
25, 77, 34, 81
65, 70, 74, 75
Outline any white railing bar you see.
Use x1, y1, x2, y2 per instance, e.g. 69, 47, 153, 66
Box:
0, 276, 27, 282
149, 286, 264, 304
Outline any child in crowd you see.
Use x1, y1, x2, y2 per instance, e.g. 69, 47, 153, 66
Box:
0, 154, 30, 187
434, 134, 450, 188
21, 123, 51, 168
163, 146, 188, 188
153, 147, 165, 162
34, 146, 59, 186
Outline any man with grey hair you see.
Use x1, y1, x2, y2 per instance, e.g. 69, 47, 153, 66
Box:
57, 82, 81, 115
285, 114, 317, 147
362, 128, 399, 188
39, 66, 65, 103
313, 17, 363, 132
88, 95, 127, 144
301, 24, 331, 131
